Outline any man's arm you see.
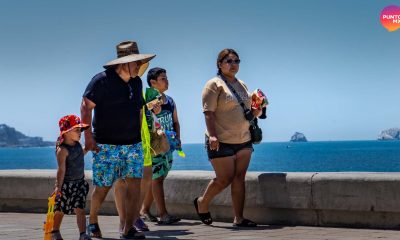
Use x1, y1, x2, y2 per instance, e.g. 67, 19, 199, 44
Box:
80, 97, 98, 152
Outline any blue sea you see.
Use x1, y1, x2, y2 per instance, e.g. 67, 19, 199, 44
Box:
1, 141, 400, 172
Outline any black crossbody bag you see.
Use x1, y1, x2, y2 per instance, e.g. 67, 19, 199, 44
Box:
219, 75, 263, 144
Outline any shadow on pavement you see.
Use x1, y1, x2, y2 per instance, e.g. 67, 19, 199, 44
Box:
155, 221, 202, 227
145, 229, 193, 239
210, 224, 284, 231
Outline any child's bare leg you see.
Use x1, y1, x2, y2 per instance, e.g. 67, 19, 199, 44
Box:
52, 211, 64, 231
75, 208, 86, 233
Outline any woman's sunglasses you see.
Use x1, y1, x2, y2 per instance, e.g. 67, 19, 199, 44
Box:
224, 58, 241, 65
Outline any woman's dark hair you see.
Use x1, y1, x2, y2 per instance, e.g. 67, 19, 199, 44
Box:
147, 67, 166, 86
216, 48, 239, 75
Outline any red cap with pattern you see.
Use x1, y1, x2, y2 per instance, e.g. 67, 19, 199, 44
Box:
58, 115, 89, 136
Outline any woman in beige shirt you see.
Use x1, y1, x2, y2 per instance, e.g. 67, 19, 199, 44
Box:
194, 49, 262, 227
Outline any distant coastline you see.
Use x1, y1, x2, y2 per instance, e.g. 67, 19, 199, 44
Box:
377, 128, 400, 141
0, 124, 54, 148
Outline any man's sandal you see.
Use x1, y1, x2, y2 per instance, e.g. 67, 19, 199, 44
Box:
87, 223, 102, 238
233, 219, 258, 227
193, 197, 213, 225
158, 214, 181, 225
140, 212, 158, 223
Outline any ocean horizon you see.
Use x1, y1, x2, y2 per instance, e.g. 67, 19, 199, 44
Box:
1, 140, 400, 172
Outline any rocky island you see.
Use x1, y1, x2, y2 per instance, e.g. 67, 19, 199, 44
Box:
377, 128, 400, 140
290, 132, 308, 142
0, 124, 53, 147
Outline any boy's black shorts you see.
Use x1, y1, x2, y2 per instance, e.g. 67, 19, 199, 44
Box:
55, 179, 89, 214
205, 135, 253, 160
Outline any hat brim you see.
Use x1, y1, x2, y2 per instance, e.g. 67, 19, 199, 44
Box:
103, 54, 156, 77
60, 124, 90, 136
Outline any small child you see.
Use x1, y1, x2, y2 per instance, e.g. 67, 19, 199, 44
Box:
51, 115, 91, 240
140, 67, 181, 225
251, 89, 268, 119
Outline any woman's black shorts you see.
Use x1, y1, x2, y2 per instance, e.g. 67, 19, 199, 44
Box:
205, 135, 253, 160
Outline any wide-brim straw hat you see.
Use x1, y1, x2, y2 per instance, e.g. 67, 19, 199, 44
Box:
103, 41, 156, 77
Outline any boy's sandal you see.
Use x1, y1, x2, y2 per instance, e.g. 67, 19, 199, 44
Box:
141, 212, 158, 222
233, 219, 258, 227
51, 230, 64, 240
87, 223, 102, 238
121, 227, 146, 239
158, 214, 181, 225
193, 197, 213, 225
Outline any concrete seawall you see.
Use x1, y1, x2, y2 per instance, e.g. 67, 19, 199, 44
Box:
1, 170, 400, 229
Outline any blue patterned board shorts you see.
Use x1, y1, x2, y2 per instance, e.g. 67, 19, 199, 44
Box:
152, 151, 173, 180
92, 143, 144, 187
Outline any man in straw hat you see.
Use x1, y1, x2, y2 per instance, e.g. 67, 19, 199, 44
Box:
81, 41, 155, 239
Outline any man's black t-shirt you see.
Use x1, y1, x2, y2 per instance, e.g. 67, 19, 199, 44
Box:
83, 69, 144, 145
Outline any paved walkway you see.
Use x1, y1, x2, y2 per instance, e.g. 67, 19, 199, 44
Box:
1, 213, 400, 240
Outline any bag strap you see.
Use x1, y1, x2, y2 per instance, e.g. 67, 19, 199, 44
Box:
219, 75, 248, 111
218, 75, 255, 125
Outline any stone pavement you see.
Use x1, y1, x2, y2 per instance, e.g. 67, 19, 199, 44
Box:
1, 213, 400, 240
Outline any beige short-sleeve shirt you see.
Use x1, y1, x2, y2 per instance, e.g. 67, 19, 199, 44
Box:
202, 77, 251, 144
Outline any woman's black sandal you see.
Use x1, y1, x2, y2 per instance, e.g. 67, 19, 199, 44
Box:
233, 218, 257, 227
87, 223, 102, 238
193, 197, 213, 225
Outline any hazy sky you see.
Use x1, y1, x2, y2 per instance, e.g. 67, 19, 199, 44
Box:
0, 0, 399, 143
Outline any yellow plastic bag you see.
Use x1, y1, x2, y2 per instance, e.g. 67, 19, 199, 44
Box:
141, 106, 152, 167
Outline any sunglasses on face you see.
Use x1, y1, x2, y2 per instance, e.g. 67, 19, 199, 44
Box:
224, 58, 241, 65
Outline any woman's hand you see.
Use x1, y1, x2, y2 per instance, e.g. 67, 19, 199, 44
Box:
209, 136, 219, 151
204, 111, 219, 150
251, 108, 263, 118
